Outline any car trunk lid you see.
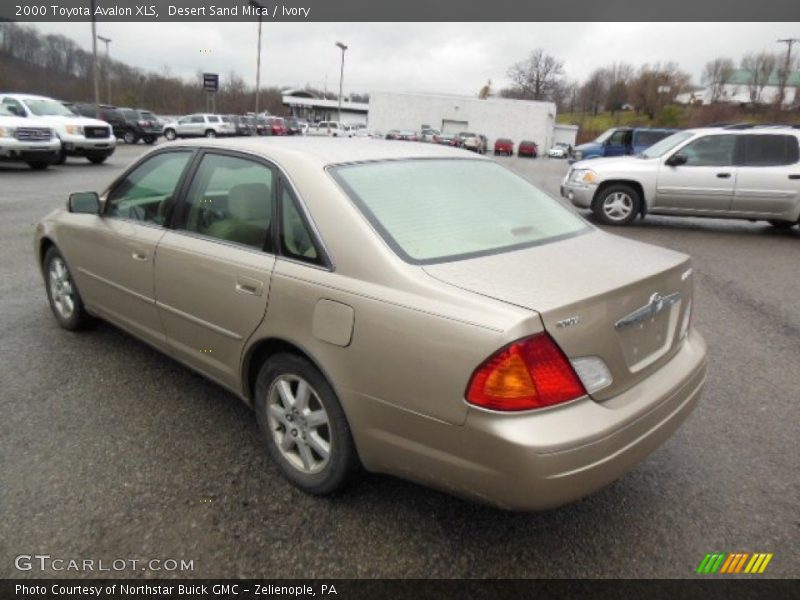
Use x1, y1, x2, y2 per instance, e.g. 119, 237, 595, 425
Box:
423, 230, 693, 401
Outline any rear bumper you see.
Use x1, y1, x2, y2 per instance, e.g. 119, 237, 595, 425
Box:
353, 330, 707, 511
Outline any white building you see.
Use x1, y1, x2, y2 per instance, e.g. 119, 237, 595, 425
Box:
282, 89, 369, 125
368, 91, 559, 150
675, 69, 800, 107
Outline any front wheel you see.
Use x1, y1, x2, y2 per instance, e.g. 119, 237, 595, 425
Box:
254, 353, 359, 496
53, 147, 67, 165
164, 128, 177, 141
593, 184, 641, 226
27, 161, 50, 170
768, 220, 796, 229
123, 129, 138, 144
43, 246, 93, 330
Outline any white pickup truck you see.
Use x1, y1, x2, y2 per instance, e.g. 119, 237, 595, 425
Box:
0, 93, 115, 164
0, 103, 60, 169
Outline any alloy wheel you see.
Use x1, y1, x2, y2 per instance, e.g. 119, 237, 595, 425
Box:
48, 257, 75, 320
603, 191, 634, 221
266, 374, 331, 474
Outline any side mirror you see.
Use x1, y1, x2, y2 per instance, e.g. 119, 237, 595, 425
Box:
666, 153, 688, 167
68, 192, 101, 214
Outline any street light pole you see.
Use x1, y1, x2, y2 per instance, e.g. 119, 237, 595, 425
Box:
250, 0, 265, 116
90, 0, 99, 105
336, 41, 348, 122
97, 35, 112, 104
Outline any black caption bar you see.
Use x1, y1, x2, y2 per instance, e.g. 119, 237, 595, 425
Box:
2, 579, 798, 600
3, 0, 800, 22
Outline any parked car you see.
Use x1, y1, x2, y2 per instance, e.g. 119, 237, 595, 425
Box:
518, 140, 539, 158
64, 102, 127, 140
262, 116, 287, 136
309, 121, 348, 137
433, 133, 460, 147
461, 132, 487, 154
286, 118, 307, 136
34, 138, 706, 510
420, 127, 440, 143
561, 126, 800, 228
0, 103, 60, 169
230, 115, 255, 136
0, 93, 115, 164
163, 114, 236, 140
117, 107, 161, 144
571, 127, 677, 162
548, 142, 571, 159
494, 138, 514, 155
254, 116, 269, 136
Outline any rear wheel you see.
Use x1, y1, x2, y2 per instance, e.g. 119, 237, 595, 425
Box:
123, 129, 138, 144
164, 128, 177, 141
593, 184, 641, 226
254, 353, 359, 495
205, 129, 216, 138
143, 136, 156, 145
43, 246, 92, 330
27, 161, 50, 170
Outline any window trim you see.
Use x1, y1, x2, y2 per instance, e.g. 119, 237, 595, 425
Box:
101, 148, 198, 228
276, 177, 332, 270
668, 133, 737, 168
734, 133, 800, 167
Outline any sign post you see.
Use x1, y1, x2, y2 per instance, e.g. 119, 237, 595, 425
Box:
203, 73, 219, 113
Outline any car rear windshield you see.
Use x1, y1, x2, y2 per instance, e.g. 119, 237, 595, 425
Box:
330, 159, 588, 264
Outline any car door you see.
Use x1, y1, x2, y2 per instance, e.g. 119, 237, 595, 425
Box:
654, 134, 737, 212
602, 129, 628, 157
154, 150, 277, 390
175, 116, 192, 136
731, 133, 800, 217
61, 150, 195, 348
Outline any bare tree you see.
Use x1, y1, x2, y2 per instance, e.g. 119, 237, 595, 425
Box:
507, 49, 565, 101
578, 69, 607, 116
741, 51, 777, 103
629, 62, 691, 119
602, 62, 634, 114
702, 57, 735, 102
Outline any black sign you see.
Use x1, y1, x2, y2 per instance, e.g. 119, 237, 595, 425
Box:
203, 73, 219, 92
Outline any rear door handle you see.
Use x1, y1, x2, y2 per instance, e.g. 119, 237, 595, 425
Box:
131, 250, 149, 261
789, 174, 800, 180
716, 173, 731, 179
234, 276, 263, 296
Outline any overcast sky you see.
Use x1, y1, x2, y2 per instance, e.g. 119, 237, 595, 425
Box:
31, 22, 798, 96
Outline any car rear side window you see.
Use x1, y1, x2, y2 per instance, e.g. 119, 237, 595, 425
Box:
279, 185, 324, 266
634, 130, 670, 147
738, 134, 800, 167
179, 153, 274, 252
106, 151, 193, 225
331, 159, 588, 264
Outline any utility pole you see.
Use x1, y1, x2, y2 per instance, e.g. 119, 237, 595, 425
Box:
250, 0, 265, 116
90, 0, 99, 105
335, 41, 348, 122
97, 35, 112, 104
776, 38, 800, 108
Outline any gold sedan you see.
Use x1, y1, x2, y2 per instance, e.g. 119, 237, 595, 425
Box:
34, 138, 706, 510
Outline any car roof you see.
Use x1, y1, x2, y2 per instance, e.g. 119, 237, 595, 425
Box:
167, 137, 487, 166
685, 126, 800, 136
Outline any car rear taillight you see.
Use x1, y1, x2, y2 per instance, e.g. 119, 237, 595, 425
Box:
466, 333, 587, 411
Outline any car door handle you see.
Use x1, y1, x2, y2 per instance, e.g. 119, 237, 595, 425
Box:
716, 173, 731, 179
789, 174, 800, 180
234, 276, 263, 296
131, 250, 149, 261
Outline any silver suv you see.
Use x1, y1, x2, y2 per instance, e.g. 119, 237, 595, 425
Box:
163, 114, 236, 140
561, 126, 800, 229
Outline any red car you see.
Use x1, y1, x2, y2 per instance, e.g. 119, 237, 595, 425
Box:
433, 133, 460, 146
494, 138, 514, 155
518, 140, 538, 158
265, 117, 287, 136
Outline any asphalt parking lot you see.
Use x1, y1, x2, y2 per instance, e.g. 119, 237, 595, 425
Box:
1, 143, 798, 579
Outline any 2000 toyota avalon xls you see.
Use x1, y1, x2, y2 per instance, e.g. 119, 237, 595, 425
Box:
34, 138, 707, 510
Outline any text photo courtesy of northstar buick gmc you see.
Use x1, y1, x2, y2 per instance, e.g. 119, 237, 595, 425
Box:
34, 138, 706, 510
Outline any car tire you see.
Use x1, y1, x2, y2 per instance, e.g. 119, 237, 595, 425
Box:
768, 220, 796, 229
143, 135, 156, 145
86, 152, 108, 165
53, 147, 67, 165
27, 161, 50, 170
254, 353, 359, 496
43, 246, 93, 331
593, 184, 641, 226
123, 129, 138, 144
205, 129, 216, 138
164, 128, 177, 141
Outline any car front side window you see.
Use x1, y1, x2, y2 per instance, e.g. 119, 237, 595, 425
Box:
178, 153, 274, 251
105, 151, 193, 225
677, 135, 736, 167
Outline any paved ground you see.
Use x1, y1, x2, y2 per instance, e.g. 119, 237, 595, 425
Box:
1, 144, 798, 579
